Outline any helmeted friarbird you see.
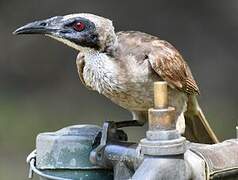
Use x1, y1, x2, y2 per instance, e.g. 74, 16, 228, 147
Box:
14, 13, 219, 143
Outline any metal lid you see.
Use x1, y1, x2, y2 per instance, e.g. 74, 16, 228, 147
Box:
36, 124, 101, 169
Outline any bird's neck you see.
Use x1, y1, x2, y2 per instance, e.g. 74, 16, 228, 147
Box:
81, 48, 118, 94
79, 36, 118, 58
103, 33, 118, 54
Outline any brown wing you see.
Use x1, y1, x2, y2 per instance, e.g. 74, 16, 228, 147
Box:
148, 40, 200, 95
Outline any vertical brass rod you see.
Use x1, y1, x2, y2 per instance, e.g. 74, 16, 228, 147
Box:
154, 81, 168, 109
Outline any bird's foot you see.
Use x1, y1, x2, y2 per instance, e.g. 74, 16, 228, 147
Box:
93, 120, 145, 148
115, 120, 145, 128
92, 121, 128, 148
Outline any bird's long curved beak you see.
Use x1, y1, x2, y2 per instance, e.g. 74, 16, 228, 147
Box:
13, 20, 56, 35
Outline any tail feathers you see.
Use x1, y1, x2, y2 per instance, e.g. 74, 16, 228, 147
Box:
184, 95, 219, 144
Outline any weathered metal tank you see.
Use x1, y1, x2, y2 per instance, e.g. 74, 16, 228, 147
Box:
27, 124, 113, 180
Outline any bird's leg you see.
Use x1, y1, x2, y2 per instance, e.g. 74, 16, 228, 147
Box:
93, 111, 147, 146
115, 120, 145, 128
92, 121, 128, 148
115, 111, 147, 128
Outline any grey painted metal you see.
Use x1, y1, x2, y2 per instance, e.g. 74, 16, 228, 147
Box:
36, 124, 102, 169
139, 136, 186, 156
29, 157, 113, 180
90, 138, 238, 180
29, 158, 72, 180
26, 122, 238, 180
30, 124, 113, 180
27, 123, 238, 180
89, 121, 140, 180
89, 119, 190, 180
132, 155, 191, 180
103, 143, 142, 169
89, 121, 128, 168
184, 149, 207, 180
27, 149, 114, 180
188, 139, 238, 179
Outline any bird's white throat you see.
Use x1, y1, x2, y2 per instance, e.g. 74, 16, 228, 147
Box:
46, 35, 91, 52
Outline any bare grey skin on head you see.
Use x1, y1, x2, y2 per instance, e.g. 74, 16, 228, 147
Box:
14, 13, 219, 144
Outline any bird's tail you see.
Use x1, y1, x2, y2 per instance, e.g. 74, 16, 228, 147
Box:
184, 95, 219, 144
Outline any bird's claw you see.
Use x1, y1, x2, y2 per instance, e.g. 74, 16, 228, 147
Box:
92, 121, 128, 149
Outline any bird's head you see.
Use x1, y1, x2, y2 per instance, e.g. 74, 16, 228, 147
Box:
14, 13, 116, 52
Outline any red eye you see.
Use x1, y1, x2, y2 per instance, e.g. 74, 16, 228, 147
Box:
73, 22, 85, 32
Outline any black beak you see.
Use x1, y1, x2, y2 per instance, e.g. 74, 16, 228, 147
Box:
13, 20, 56, 35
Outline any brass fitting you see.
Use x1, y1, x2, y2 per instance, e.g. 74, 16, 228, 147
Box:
153, 81, 168, 108
139, 81, 186, 155
148, 81, 176, 131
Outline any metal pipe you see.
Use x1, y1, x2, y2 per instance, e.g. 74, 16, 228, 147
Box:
90, 142, 141, 169
103, 143, 142, 169
90, 142, 142, 180
132, 156, 191, 180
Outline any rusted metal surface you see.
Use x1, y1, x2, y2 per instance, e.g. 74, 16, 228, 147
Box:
148, 107, 176, 130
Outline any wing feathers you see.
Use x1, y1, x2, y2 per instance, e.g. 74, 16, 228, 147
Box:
149, 40, 199, 95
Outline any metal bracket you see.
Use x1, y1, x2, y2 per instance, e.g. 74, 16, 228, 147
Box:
90, 121, 128, 167
94, 121, 127, 151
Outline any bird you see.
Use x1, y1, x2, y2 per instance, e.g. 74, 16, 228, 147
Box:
14, 13, 219, 144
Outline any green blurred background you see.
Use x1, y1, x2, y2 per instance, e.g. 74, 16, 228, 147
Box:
0, 0, 238, 179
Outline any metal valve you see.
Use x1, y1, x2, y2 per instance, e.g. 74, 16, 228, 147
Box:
148, 82, 176, 132
139, 81, 186, 156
